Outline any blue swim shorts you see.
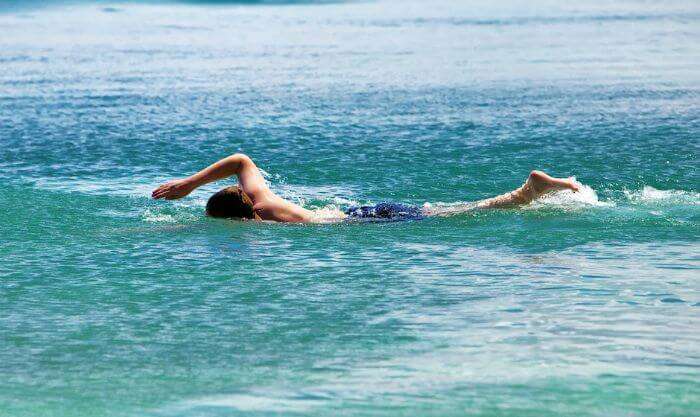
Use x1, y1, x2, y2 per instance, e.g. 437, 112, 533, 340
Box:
344, 202, 425, 221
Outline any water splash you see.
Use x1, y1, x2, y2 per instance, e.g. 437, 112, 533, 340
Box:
141, 198, 204, 223
141, 209, 178, 223
530, 179, 611, 210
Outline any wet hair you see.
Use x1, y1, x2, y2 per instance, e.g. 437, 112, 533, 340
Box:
206, 186, 255, 219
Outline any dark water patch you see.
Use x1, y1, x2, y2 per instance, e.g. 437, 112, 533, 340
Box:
659, 297, 685, 304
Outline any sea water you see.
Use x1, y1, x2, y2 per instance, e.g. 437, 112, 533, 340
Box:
1, 1, 698, 416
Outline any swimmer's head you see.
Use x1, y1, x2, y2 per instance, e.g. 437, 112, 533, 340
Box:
206, 186, 255, 219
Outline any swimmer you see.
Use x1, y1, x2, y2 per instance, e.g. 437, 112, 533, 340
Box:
151, 153, 580, 223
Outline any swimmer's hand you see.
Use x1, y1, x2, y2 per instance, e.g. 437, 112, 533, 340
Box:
152, 178, 196, 200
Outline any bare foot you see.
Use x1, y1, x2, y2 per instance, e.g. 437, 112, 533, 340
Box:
525, 170, 580, 197
560, 177, 580, 193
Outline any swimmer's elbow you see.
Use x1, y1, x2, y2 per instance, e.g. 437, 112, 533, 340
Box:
228, 153, 254, 169
230, 152, 250, 162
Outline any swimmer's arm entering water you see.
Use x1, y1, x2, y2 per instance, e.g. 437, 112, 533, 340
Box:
424, 170, 580, 216
152, 153, 269, 201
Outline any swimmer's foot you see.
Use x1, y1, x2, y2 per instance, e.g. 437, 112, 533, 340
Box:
471, 170, 581, 209
524, 170, 580, 199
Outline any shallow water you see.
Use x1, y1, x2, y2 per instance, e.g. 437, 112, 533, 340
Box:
1, 0, 699, 416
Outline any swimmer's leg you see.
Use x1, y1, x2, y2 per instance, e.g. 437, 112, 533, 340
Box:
422, 171, 580, 216
476, 170, 580, 209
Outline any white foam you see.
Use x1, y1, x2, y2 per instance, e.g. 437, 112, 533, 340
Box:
624, 186, 700, 205
141, 208, 199, 223
141, 209, 177, 223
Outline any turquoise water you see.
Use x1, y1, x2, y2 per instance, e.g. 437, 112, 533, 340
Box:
1, 0, 699, 416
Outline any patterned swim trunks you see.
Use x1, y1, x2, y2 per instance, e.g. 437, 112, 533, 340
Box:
344, 202, 425, 221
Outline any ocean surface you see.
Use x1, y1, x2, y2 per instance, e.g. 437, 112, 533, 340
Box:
1, 0, 699, 416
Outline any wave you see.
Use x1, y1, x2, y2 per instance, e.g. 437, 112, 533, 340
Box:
160, 391, 323, 415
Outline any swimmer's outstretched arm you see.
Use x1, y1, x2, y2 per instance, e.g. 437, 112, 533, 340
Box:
152, 153, 268, 200
425, 170, 580, 216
